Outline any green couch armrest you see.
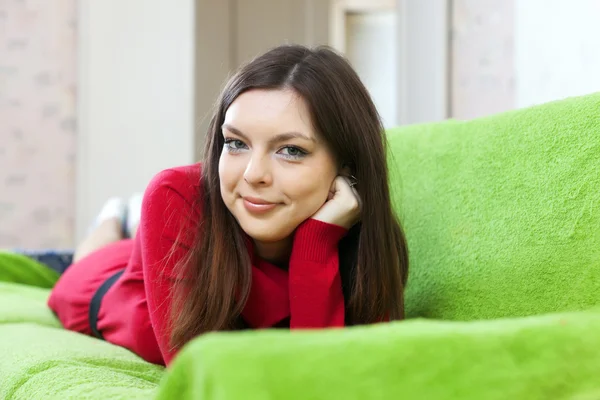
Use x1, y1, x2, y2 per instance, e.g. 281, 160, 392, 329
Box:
158, 309, 600, 400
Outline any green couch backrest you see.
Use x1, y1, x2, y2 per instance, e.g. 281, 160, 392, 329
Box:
386, 93, 600, 321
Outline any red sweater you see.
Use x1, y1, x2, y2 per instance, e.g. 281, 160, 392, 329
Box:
125, 164, 347, 365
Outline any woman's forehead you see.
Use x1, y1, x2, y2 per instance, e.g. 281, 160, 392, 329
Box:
224, 89, 316, 137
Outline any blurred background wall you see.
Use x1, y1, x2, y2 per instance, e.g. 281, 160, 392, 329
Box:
0, 0, 76, 248
2, 0, 600, 248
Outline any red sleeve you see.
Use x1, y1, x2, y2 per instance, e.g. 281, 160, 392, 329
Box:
139, 167, 200, 366
288, 218, 348, 328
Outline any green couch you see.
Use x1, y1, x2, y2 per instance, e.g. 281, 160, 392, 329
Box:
1, 93, 599, 399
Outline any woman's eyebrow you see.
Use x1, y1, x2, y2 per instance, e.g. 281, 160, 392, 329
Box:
222, 124, 316, 144
222, 124, 250, 141
270, 131, 315, 144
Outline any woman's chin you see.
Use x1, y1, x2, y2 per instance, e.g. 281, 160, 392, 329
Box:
238, 221, 296, 244
243, 229, 290, 244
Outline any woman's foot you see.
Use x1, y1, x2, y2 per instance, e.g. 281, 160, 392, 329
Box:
93, 197, 128, 235
126, 193, 143, 238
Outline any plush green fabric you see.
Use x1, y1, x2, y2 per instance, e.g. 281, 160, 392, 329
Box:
0, 253, 163, 399
159, 308, 600, 400
0, 251, 60, 288
1, 93, 599, 399
387, 93, 600, 320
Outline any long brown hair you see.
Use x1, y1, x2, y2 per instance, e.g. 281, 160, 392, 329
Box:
170, 45, 408, 348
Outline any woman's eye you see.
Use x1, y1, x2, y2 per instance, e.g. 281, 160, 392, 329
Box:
277, 146, 307, 159
224, 139, 247, 151
283, 147, 299, 156
231, 140, 245, 149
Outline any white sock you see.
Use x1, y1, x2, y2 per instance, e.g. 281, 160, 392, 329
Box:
126, 193, 143, 237
92, 197, 127, 232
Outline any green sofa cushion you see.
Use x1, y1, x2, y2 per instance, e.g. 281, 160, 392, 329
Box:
0, 253, 164, 399
160, 307, 600, 400
387, 93, 600, 320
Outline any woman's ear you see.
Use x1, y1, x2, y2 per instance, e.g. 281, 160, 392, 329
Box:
340, 163, 353, 178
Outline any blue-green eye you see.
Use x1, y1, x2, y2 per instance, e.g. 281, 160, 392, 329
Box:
224, 138, 247, 152
277, 146, 308, 160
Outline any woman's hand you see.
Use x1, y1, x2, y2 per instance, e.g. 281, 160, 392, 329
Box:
311, 176, 361, 230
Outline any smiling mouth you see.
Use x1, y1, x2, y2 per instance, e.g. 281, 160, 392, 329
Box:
242, 197, 279, 214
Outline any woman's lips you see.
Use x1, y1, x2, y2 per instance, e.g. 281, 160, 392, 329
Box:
242, 197, 278, 213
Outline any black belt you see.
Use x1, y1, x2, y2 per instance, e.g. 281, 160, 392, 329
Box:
88, 269, 126, 340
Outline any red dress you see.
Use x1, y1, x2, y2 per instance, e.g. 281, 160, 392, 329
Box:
48, 164, 348, 366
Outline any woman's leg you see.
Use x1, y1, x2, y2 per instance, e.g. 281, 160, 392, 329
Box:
48, 197, 134, 336
73, 217, 123, 263
48, 238, 134, 336
73, 197, 128, 263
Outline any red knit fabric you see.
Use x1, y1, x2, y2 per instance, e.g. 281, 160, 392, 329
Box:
48, 164, 347, 366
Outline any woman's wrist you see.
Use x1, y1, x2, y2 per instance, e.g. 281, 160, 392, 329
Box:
291, 219, 348, 263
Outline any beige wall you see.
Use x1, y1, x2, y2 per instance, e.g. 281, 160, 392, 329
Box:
450, 0, 515, 120
0, 0, 76, 248
76, 0, 196, 241
515, 0, 600, 108
346, 11, 397, 128
235, 0, 327, 64
450, 0, 600, 119
397, 0, 449, 124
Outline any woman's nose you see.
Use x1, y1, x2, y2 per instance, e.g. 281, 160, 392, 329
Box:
243, 155, 272, 186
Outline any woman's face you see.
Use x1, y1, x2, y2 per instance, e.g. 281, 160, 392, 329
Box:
219, 88, 338, 245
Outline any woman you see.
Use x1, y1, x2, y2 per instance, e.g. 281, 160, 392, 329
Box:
48, 45, 409, 366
